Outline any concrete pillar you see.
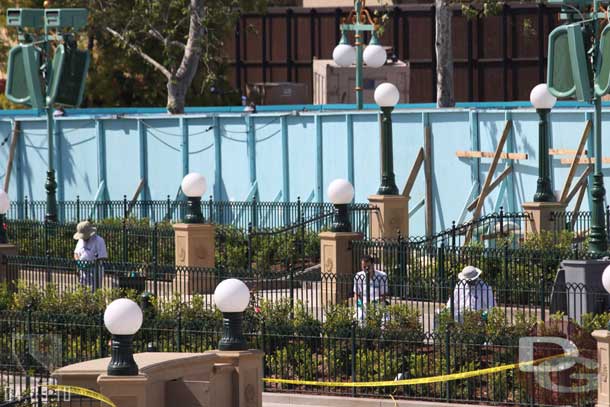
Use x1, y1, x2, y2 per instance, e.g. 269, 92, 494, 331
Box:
53, 351, 263, 407
594, 330, 610, 406
319, 231, 363, 306
522, 202, 567, 234
217, 350, 264, 407
368, 195, 409, 239
172, 223, 217, 294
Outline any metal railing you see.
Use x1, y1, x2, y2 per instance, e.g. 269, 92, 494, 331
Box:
7, 197, 359, 230
0, 300, 600, 405
550, 208, 610, 250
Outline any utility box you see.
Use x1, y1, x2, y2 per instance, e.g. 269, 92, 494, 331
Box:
246, 82, 308, 105
313, 59, 409, 105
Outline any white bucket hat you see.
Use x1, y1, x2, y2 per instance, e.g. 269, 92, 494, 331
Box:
458, 265, 482, 281
73, 221, 97, 240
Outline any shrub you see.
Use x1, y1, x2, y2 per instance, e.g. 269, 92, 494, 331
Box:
323, 304, 354, 338
266, 343, 317, 381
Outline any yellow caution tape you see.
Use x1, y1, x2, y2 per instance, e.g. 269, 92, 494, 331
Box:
46, 385, 117, 407
264, 352, 573, 388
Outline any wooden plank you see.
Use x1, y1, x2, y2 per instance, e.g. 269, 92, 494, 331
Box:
559, 157, 610, 165
571, 183, 587, 230
560, 120, 592, 203
466, 120, 512, 244
402, 147, 425, 198
549, 148, 588, 155
466, 166, 513, 211
565, 166, 592, 204
125, 179, 146, 218
456, 150, 527, 160
424, 125, 433, 237
3, 122, 20, 192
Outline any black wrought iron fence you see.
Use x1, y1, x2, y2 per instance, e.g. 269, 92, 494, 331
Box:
8, 196, 347, 230
0, 306, 600, 406
5, 220, 175, 265
550, 208, 610, 250
3, 251, 605, 335
408, 208, 531, 248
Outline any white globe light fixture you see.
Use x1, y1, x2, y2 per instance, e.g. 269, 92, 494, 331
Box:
0, 190, 9, 244
374, 83, 400, 107
214, 278, 250, 351
530, 83, 557, 110
104, 298, 143, 376
603, 265, 610, 295
181, 172, 207, 223
363, 34, 387, 68
327, 179, 354, 232
374, 83, 400, 195
333, 32, 356, 67
530, 83, 556, 203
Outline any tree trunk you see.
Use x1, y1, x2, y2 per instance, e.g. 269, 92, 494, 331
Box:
435, 0, 455, 107
166, 0, 205, 114
167, 79, 189, 114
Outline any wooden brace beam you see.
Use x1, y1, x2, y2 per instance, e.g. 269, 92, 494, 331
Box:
3, 122, 20, 193
456, 151, 527, 160
564, 166, 592, 205
402, 147, 425, 198
466, 166, 513, 211
466, 120, 512, 244
125, 179, 146, 218
559, 157, 610, 165
560, 120, 591, 202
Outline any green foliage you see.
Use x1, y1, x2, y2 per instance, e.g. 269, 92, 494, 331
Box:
322, 304, 354, 338
580, 311, 610, 334
266, 343, 317, 381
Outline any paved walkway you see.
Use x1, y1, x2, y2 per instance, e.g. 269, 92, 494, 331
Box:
263, 393, 491, 407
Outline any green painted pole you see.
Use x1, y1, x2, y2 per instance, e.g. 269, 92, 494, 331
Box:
44, 16, 57, 223
534, 109, 555, 202
377, 107, 398, 195
590, 0, 607, 253
355, 0, 364, 110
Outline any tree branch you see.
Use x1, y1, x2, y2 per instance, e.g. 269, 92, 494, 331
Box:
147, 29, 186, 50
105, 26, 172, 79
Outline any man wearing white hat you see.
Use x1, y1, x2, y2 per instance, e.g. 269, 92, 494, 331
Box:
73, 221, 108, 291
446, 265, 495, 322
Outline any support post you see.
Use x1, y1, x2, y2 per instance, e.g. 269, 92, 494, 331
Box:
590, 96, 608, 252
173, 223, 217, 294
320, 231, 363, 306
534, 109, 555, 202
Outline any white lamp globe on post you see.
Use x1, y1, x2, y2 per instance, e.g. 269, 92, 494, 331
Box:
181, 172, 207, 223
214, 278, 250, 351
363, 33, 387, 68
603, 265, 610, 329
374, 83, 400, 195
327, 179, 355, 232
530, 84, 557, 203
0, 190, 10, 244
104, 298, 143, 376
333, 32, 356, 67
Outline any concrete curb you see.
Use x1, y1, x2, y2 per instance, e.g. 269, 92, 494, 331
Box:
263, 392, 489, 407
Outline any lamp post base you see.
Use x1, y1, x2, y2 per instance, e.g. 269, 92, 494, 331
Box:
218, 312, 248, 351
107, 335, 139, 376
330, 204, 352, 232
590, 173, 608, 253
45, 170, 58, 223
184, 197, 205, 224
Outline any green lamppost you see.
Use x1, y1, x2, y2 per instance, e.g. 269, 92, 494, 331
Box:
374, 83, 399, 195
104, 299, 143, 376
5, 7, 89, 223
332, 0, 388, 110
181, 173, 207, 223
327, 179, 355, 232
547, 0, 610, 253
214, 278, 250, 351
530, 84, 557, 203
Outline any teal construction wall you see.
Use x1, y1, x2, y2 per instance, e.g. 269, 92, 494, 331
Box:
0, 102, 606, 236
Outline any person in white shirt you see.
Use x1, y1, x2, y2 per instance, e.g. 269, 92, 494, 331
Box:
353, 255, 388, 323
73, 221, 108, 291
446, 265, 495, 322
